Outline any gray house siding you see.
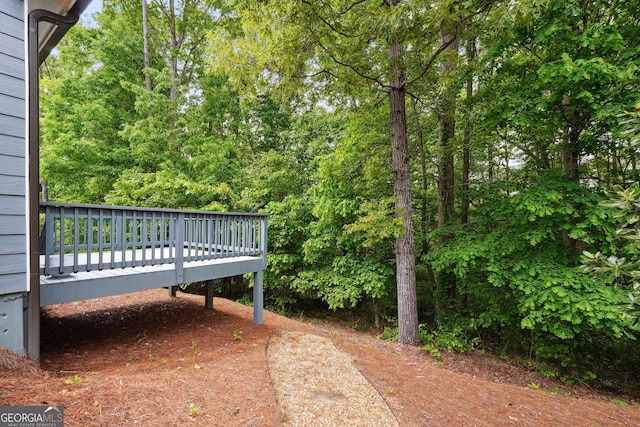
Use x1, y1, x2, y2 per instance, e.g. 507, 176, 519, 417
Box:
0, 0, 26, 353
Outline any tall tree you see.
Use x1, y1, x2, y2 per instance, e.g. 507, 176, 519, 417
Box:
386, 0, 420, 345
211, 0, 496, 345
460, 38, 476, 225
436, 27, 459, 228
141, 0, 152, 93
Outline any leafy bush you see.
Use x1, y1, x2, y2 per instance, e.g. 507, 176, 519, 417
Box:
427, 175, 633, 369
419, 318, 480, 357
581, 182, 640, 327
377, 326, 399, 342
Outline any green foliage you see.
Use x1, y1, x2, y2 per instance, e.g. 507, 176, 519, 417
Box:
188, 402, 201, 416
294, 257, 394, 309
477, 0, 640, 182
419, 318, 480, 355
377, 326, 399, 342
40, 22, 140, 203
428, 176, 633, 367
235, 294, 254, 307
41, 0, 243, 210
582, 182, 640, 327
260, 195, 314, 313
291, 109, 398, 309
105, 169, 236, 210
63, 374, 82, 385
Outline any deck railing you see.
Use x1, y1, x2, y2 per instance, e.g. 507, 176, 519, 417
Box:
39, 202, 268, 276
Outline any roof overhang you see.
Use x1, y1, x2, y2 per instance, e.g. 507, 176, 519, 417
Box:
29, 0, 93, 64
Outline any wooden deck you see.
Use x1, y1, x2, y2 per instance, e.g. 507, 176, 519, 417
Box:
38, 203, 267, 323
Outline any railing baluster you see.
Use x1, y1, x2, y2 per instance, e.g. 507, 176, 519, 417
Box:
150, 212, 156, 265
159, 213, 165, 263
184, 215, 190, 261
131, 211, 136, 267
58, 206, 66, 275
169, 213, 174, 262
175, 213, 184, 284
210, 217, 215, 257
254, 218, 258, 256
214, 217, 220, 258
109, 210, 115, 269
191, 215, 195, 260
244, 216, 249, 256
43, 206, 52, 274
142, 212, 147, 265
198, 215, 204, 260
122, 211, 128, 268
86, 208, 92, 271
231, 217, 237, 257
98, 209, 104, 270
225, 215, 230, 258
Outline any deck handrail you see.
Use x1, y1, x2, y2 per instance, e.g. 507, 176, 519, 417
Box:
39, 202, 268, 276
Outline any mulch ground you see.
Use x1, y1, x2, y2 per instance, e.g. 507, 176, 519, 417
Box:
1, 289, 639, 426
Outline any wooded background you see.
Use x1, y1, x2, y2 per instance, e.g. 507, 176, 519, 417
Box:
40, 0, 640, 393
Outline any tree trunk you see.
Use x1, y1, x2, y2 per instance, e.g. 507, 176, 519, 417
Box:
561, 137, 580, 181
388, 37, 420, 346
141, 0, 152, 93
460, 39, 475, 225
436, 30, 459, 228
410, 96, 429, 258
168, 0, 178, 130
561, 95, 581, 181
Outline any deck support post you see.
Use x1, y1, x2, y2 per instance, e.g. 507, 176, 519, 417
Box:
253, 270, 263, 324
204, 280, 214, 310
168, 286, 177, 297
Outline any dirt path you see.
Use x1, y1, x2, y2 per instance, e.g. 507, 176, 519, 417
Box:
0, 289, 639, 426
267, 331, 399, 426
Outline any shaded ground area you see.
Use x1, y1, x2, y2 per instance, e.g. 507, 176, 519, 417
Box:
0, 289, 639, 426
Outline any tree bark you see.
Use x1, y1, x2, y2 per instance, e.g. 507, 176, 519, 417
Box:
460, 39, 475, 225
142, 0, 152, 93
560, 94, 581, 181
436, 30, 459, 228
168, 0, 178, 103
410, 96, 429, 258
435, 29, 460, 317
388, 36, 420, 346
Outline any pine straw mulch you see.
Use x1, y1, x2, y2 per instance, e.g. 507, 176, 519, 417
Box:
0, 288, 639, 426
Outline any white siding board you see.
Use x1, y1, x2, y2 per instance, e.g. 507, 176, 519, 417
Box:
0, 195, 23, 215
0, 216, 25, 235
0, 236, 25, 255
0, 273, 26, 294
0, 155, 23, 177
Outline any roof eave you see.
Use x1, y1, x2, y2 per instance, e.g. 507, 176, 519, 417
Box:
36, 0, 93, 64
